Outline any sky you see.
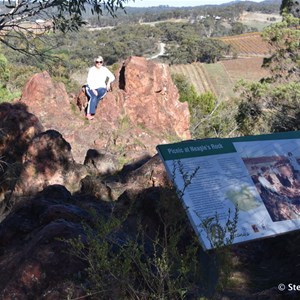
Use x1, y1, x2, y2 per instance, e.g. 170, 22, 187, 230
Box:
126, 0, 262, 8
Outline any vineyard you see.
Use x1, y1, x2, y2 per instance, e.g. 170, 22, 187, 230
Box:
201, 63, 235, 100
218, 32, 272, 57
220, 57, 270, 83
170, 63, 214, 96
170, 31, 273, 101
170, 57, 270, 101
170, 62, 235, 100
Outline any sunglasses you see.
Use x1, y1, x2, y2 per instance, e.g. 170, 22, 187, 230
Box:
96, 61, 103, 64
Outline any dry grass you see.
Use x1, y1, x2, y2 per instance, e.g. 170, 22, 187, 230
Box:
170, 56, 271, 101
170, 63, 215, 96
239, 12, 282, 31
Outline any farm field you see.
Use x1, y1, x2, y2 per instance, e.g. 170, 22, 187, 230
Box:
238, 12, 282, 31
170, 57, 271, 101
220, 57, 271, 83
218, 32, 272, 57
201, 63, 235, 100
169, 24, 275, 101
170, 62, 234, 100
170, 63, 213, 96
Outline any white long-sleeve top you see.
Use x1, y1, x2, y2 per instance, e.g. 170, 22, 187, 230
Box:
87, 66, 115, 89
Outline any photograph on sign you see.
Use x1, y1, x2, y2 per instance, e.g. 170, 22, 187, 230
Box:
235, 139, 300, 223
157, 132, 300, 250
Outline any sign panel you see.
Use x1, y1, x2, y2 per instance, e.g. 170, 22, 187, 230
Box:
157, 131, 300, 250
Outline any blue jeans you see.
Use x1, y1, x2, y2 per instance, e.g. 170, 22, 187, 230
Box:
86, 86, 107, 114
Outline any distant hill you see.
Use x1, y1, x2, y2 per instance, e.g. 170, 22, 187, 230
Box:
261, 0, 282, 4
81, 0, 281, 27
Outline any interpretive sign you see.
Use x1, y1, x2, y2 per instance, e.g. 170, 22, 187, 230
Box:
157, 131, 300, 250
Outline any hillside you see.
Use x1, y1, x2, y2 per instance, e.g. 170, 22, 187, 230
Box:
0, 56, 300, 299
82, 0, 281, 27
169, 28, 273, 100
218, 32, 272, 57
238, 11, 282, 30
220, 56, 270, 83
170, 56, 270, 100
170, 63, 215, 96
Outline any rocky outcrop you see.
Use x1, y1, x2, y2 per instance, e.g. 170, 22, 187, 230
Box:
1, 57, 300, 300
83, 149, 119, 176
19, 56, 190, 163
0, 56, 192, 299
11, 130, 87, 203
0, 100, 172, 298
0, 154, 171, 299
1, 57, 184, 216
0, 185, 92, 299
0, 102, 43, 163
80, 154, 169, 202
117, 56, 190, 140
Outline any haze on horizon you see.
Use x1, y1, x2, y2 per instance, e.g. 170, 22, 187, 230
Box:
126, 0, 262, 7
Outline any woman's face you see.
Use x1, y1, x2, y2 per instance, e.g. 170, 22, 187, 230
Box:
95, 60, 103, 68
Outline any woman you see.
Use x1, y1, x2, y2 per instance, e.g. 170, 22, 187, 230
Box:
86, 56, 115, 120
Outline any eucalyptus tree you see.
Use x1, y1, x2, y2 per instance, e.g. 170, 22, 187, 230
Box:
0, 0, 127, 57
281, 0, 300, 17
235, 10, 300, 135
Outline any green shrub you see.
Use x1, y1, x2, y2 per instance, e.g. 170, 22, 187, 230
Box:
0, 54, 9, 87
65, 191, 203, 299
64, 162, 241, 299
235, 80, 300, 135
172, 73, 237, 139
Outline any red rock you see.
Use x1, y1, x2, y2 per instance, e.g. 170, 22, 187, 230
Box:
20, 56, 190, 163
11, 130, 87, 202
119, 57, 190, 139
0, 102, 43, 162
21, 71, 70, 112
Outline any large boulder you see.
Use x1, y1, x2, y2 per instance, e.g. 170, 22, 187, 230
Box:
20, 71, 71, 126
80, 154, 168, 202
0, 185, 92, 300
119, 56, 190, 140
83, 149, 119, 176
0, 102, 43, 163
0, 155, 171, 299
19, 56, 191, 163
11, 130, 87, 206
0, 102, 44, 216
